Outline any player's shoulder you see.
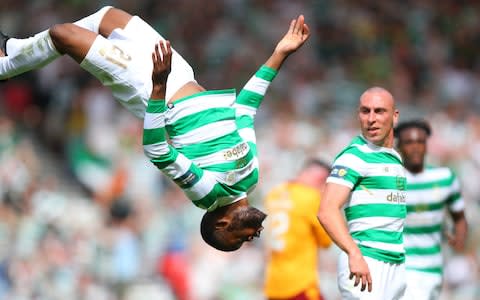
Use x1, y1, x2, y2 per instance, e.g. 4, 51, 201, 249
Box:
424, 164, 455, 176
423, 165, 458, 183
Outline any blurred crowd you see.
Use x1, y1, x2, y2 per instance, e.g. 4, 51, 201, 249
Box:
0, 0, 479, 299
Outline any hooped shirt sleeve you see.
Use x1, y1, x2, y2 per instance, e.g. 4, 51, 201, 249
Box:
327, 150, 364, 189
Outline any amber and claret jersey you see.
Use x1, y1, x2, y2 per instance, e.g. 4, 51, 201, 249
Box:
263, 182, 332, 298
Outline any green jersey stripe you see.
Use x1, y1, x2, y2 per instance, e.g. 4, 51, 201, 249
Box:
235, 90, 264, 108
166, 108, 235, 137
446, 192, 461, 204
404, 224, 442, 234
255, 65, 277, 81
346, 204, 406, 220
177, 131, 243, 159
353, 176, 407, 191
146, 99, 167, 113
236, 115, 254, 130
351, 230, 403, 244
405, 245, 441, 255
143, 127, 167, 145
406, 202, 444, 213
359, 245, 405, 264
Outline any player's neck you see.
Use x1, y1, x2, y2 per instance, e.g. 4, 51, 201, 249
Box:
169, 81, 206, 103
406, 164, 424, 174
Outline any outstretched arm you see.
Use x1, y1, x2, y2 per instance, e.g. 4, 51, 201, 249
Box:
264, 14, 310, 71
234, 15, 310, 119
150, 41, 172, 100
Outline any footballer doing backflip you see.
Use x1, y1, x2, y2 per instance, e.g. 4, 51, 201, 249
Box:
0, 6, 310, 251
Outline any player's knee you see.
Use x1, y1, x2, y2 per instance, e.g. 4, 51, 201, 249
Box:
49, 23, 77, 52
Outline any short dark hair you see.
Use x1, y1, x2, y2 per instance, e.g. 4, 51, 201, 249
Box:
394, 119, 432, 138
200, 210, 241, 252
200, 205, 267, 252
303, 158, 331, 172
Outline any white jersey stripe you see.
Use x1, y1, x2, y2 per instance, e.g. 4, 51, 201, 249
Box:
348, 217, 404, 233
170, 120, 236, 147
242, 76, 271, 95
166, 92, 235, 124
406, 254, 442, 269
404, 233, 441, 248
357, 240, 405, 253
144, 111, 166, 129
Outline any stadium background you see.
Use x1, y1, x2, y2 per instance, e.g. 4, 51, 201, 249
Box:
0, 0, 479, 299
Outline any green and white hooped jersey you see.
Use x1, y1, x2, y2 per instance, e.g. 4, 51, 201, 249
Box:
143, 65, 277, 211
327, 136, 407, 264
404, 166, 464, 275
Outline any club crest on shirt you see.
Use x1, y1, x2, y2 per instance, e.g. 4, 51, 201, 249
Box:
396, 176, 406, 191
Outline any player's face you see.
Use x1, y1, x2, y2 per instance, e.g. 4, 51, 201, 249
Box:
224, 226, 264, 249
358, 91, 398, 147
223, 206, 266, 249
397, 127, 428, 173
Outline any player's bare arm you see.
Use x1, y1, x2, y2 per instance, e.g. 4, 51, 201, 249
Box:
150, 40, 172, 100
447, 210, 468, 252
264, 14, 310, 71
318, 182, 373, 292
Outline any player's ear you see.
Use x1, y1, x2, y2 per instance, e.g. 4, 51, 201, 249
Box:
214, 218, 230, 230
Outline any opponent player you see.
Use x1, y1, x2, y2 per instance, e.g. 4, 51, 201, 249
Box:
395, 119, 468, 300
0, 7, 310, 251
263, 159, 332, 300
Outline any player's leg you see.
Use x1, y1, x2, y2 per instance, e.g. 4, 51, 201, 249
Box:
115, 13, 200, 102
98, 7, 132, 38
48, 24, 97, 63
0, 28, 60, 80
0, 6, 113, 80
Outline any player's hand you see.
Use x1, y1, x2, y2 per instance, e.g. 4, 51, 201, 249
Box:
447, 232, 466, 252
151, 40, 172, 87
274, 15, 310, 56
348, 252, 372, 292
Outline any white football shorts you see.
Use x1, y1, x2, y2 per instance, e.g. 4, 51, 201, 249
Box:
80, 15, 196, 118
337, 251, 406, 300
405, 269, 442, 300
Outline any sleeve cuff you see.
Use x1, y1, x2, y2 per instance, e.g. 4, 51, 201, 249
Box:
257, 65, 278, 81
147, 99, 167, 113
